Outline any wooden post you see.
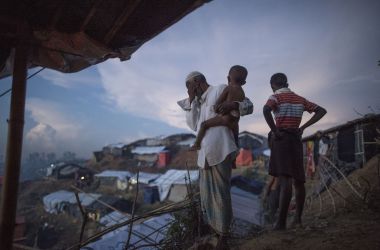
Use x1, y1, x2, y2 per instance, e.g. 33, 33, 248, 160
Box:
0, 43, 29, 249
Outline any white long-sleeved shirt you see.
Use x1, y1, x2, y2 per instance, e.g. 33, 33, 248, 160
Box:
177, 84, 254, 168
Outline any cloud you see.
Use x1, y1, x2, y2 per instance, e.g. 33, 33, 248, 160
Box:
97, 58, 190, 129
39, 68, 100, 89
26, 123, 57, 151
25, 98, 83, 153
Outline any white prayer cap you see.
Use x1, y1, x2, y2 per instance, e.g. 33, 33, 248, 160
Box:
186, 71, 204, 82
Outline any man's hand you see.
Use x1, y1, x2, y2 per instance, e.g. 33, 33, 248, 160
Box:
187, 83, 196, 104
215, 101, 238, 115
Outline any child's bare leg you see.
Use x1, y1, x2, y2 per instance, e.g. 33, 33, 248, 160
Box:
231, 122, 239, 169
190, 115, 233, 150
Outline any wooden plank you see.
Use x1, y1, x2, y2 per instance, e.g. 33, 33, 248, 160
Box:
104, 0, 142, 45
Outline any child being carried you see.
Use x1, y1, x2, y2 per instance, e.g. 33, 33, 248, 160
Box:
190, 65, 248, 151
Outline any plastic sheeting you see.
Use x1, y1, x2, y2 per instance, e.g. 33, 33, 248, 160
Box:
177, 138, 195, 146
131, 146, 166, 155
82, 213, 173, 250
95, 170, 132, 180
150, 169, 199, 201
43, 190, 101, 214
130, 172, 161, 185
231, 187, 263, 226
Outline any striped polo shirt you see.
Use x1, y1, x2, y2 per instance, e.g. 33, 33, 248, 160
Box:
265, 88, 319, 129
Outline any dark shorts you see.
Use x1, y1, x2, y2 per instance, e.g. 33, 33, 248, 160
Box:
269, 129, 305, 182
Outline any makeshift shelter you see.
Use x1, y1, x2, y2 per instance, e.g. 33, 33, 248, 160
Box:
93, 151, 105, 163
50, 163, 92, 180
82, 213, 174, 250
143, 186, 160, 204
129, 172, 160, 185
230, 176, 265, 195
231, 187, 263, 226
42, 190, 101, 215
131, 146, 166, 164
176, 137, 196, 148
238, 131, 269, 157
85, 196, 132, 221
102, 143, 125, 157
158, 150, 170, 168
164, 133, 196, 146
236, 148, 253, 167
0, 0, 211, 247
302, 114, 380, 168
150, 169, 199, 202
99, 211, 129, 228
94, 170, 132, 191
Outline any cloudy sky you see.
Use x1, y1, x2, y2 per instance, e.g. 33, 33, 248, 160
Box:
0, 0, 379, 159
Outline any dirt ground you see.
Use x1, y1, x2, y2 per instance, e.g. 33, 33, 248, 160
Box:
236, 155, 380, 250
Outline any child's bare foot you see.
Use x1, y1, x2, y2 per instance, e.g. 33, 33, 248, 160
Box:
189, 144, 201, 151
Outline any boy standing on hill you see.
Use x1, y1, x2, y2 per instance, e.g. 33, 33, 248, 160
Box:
263, 73, 326, 230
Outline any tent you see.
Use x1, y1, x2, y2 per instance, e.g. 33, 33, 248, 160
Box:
94, 170, 132, 191
82, 213, 173, 250
158, 151, 170, 168
43, 190, 101, 215
236, 148, 253, 166
230, 176, 265, 195
231, 187, 263, 226
129, 172, 161, 185
150, 169, 199, 202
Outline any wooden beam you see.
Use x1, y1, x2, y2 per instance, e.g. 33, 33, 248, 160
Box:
80, 0, 103, 31
104, 0, 142, 45
0, 42, 29, 249
49, 1, 66, 30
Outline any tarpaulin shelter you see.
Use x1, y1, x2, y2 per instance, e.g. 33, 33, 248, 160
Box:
94, 170, 132, 190
0, 1, 211, 247
83, 213, 174, 250
158, 150, 170, 168
150, 169, 199, 202
129, 172, 161, 185
42, 190, 101, 214
236, 148, 253, 167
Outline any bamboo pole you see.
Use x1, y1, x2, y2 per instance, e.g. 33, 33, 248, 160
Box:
0, 43, 29, 249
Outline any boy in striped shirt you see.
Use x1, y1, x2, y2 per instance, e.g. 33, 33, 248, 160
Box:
263, 73, 326, 230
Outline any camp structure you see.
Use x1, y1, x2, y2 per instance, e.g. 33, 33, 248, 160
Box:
129, 172, 161, 186
0, 1, 211, 247
236, 131, 269, 166
94, 170, 132, 191
82, 213, 173, 250
302, 114, 380, 171
158, 150, 170, 168
302, 114, 379, 194
131, 146, 166, 165
231, 186, 263, 226
47, 163, 93, 180
176, 137, 196, 148
150, 169, 199, 202
84, 196, 132, 221
42, 190, 101, 216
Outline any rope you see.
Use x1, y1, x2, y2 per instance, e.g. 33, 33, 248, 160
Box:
0, 67, 45, 97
